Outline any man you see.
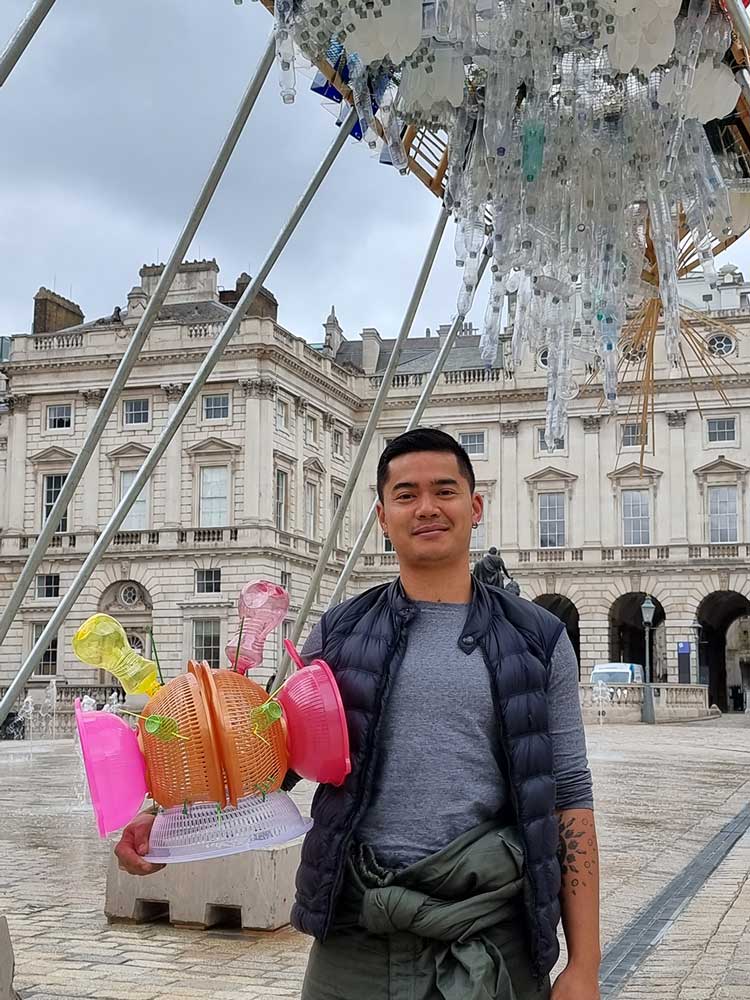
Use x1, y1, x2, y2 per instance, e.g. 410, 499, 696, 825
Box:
115, 428, 600, 1000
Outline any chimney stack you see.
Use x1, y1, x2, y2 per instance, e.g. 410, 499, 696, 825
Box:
33, 288, 84, 335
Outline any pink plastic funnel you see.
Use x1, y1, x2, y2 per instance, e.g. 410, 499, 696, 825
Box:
74, 699, 148, 837
225, 580, 289, 673
278, 641, 351, 786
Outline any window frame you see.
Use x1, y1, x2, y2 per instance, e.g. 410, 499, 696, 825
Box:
192, 618, 222, 669
122, 396, 151, 429
36, 573, 61, 599
201, 391, 231, 424
195, 568, 222, 594
534, 426, 567, 458
621, 488, 651, 547
45, 402, 73, 433
119, 468, 150, 531
275, 396, 291, 433
198, 464, 230, 528
304, 479, 319, 538
705, 414, 739, 449
620, 422, 648, 450
305, 413, 319, 447
332, 427, 345, 458
538, 491, 566, 549
707, 484, 739, 544
458, 430, 487, 460
31, 621, 59, 676
275, 467, 290, 532
42, 472, 69, 533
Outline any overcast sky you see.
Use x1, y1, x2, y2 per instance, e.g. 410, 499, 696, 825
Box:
2, 0, 750, 344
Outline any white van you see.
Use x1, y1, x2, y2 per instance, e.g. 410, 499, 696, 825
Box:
590, 662, 645, 685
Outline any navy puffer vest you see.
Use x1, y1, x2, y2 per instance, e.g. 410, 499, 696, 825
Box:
290, 578, 565, 978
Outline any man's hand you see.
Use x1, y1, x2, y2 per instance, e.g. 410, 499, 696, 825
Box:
551, 962, 600, 1000
114, 811, 165, 876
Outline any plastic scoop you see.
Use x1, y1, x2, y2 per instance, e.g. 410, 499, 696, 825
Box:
225, 581, 290, 673
73, 614, 160, 697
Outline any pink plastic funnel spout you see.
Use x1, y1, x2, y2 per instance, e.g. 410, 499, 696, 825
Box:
74, 699, 148, 837
225, 580, 289, 674
278, 640, 351, 786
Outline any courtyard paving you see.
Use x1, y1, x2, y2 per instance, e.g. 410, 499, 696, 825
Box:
1, 715, 749, 999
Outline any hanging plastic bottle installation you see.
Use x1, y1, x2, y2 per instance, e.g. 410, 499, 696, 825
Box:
255, 0, 744, 440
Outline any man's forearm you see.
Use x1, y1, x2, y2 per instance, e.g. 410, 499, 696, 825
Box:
556, 808, 601, 973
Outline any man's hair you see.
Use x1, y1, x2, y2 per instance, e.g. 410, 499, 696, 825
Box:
376, 428, 476, 501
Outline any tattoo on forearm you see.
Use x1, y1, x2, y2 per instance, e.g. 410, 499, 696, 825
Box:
558, 814, 598, 896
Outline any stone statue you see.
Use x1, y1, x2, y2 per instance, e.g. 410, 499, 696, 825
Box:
472, 546, 520, 595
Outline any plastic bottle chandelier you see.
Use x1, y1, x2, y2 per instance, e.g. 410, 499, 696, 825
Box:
265, 0, 747, 440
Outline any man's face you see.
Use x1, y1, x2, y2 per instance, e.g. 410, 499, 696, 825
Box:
376, 451, 483, 567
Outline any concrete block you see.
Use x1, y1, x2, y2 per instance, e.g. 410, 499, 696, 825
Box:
105, 840, 303, 931
0, 916, 18, 1000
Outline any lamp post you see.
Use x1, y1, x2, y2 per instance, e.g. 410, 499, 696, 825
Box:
641, 596, 656, 724
692, 618, 706, 686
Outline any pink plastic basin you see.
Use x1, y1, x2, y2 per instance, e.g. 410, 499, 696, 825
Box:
277, 660, 351, 786
75, 699, 148, 837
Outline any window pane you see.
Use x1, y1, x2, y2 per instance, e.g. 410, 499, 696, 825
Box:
333, 429, 344, 455
196, 569, 222, 594
305, 415, 318, 444
203, 394, 229, 420
36, 574, 60, 598
539, 492, 565, 548
199, 466, 229, 527
43, 474, 68, 532
275, 469, 288, 531
47, 404, 71, 430
459, 431, 485, 456
119, 469, 148, 530
275, 398, 289, 431
280, 570, 292, 592
332, 492, 342, 547
622, 423, 646, 448
537, 428, 565, 452
622, 489, 650, 546
707, 417, 736, 443
32, 622, 58, 676
304, 481, 318, 537
193, 619, 221, 669
708, 485, 738, 543
124, 398, 149, 424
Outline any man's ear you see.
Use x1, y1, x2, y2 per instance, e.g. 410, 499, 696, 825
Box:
376, 501, 386, 533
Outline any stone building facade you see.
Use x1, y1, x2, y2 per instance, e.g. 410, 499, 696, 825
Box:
0, 259, 748, 709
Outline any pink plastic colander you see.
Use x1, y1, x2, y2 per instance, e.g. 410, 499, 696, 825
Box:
278, 641, 351, 786
74, 698, 148, 837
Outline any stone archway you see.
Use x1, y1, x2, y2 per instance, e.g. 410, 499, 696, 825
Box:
695, 591, 750, 712
608, 592, 666, 682
96, 581, 154, 683
533, 594, 581, 676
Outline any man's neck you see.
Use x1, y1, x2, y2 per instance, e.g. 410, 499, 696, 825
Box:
399, 565, 473, 604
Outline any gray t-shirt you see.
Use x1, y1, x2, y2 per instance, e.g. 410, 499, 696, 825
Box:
302, 600, 593, 869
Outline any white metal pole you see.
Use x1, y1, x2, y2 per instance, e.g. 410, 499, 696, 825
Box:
274, 206, 451, 686
0, 35, 275, 652
327, 245, 492, 609
0, 0, 57, 87
726, 0, 750, 52
0, 108, 359, 726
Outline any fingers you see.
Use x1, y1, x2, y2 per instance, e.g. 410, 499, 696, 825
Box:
115, 845, 165, 876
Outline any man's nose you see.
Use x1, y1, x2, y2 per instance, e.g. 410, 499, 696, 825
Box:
414, 493, 440, 518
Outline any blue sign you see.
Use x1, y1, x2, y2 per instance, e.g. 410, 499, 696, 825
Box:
677, 642, 691, 654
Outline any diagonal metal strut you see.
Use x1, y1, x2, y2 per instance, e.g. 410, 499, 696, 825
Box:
0, 107, 359, 726
0, 34, 275, 654
0, 0, 57, 88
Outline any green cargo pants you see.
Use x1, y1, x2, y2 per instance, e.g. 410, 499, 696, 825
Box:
301, 822, 552, 1000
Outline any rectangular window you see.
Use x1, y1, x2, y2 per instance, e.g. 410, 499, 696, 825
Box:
203, 393, 229, 421
621, 422, 647, 448
384, 535, 394, 553
539, 492, 565, 548
32, 622, 58, 676
332, 491, 343, 547
280, 570, 292, 593
46, 403, 72, 430
458, 431, 486, 457
275, 397, 290, 432
42, 474, 68, 532
622, 489, 650, 546
333, 428, 345, 456
275, 468, 289, 531
305, 414, 318, 446
708, 485, 738, 543
196, 569, 222, 594
304, 481, 318, 538
537, 428, 566, 453
707, 417, 736, 443
199, 466, 229, 527
193, 619, 221, 669
119, 469, 148, 531
123, 398, 150, 425
36, 574, 60, 599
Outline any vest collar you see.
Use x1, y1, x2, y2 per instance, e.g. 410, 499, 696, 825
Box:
385, 577, 500, 650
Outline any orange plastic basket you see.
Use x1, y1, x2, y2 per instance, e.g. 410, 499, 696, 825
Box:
190, 662, 287, 807
141, 669, 226, 809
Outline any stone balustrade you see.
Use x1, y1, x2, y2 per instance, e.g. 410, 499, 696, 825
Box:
580, 683, 712, 724
0, 684, 125, 740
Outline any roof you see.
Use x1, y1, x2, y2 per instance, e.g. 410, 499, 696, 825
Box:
333, 333, 496, 374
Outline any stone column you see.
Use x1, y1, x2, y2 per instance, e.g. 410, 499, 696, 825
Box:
667, 411, 688, 543
239, 378, 276, 524
583, 416, 602, 545
322, 413, 334, 537
579, 617, 610, 681
500, 421, 519, 549
294, 397, 306, 534
664, 619, 695, 684
349, 426, 365, 541
80, 389, 106, 530
0, 438, 7, 531
160, 384, 187, 528
5, 394, 30, 532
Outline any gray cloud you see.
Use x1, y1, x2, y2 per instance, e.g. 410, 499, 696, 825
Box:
0, 0, 476, 346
